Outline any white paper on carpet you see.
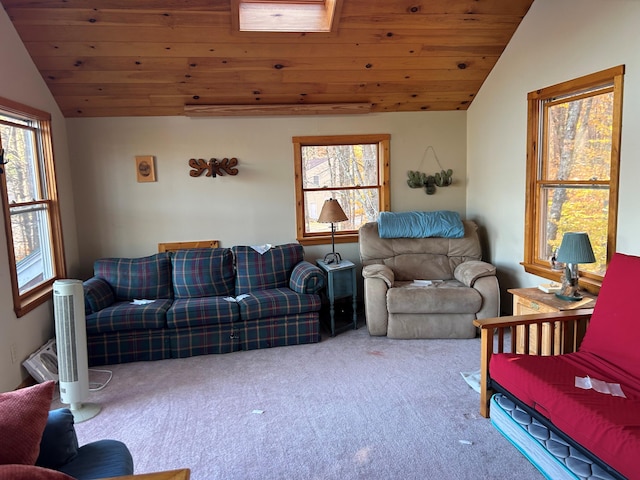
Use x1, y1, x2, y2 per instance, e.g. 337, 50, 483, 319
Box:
461, 369, 481, 393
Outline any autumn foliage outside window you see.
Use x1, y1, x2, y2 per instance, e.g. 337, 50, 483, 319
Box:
523, 66, 624, 288
293, 134, 390, 245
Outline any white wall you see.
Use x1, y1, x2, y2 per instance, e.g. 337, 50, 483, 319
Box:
67, 112, 467, 278
0, 5, 79, 391
467, 0, 640, 310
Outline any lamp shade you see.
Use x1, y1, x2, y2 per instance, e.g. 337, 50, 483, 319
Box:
318, 198, 348, 223
556, 232, 596, 264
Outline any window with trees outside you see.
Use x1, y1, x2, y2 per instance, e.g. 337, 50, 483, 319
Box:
523, 66, 624, 291
293, 134, 390, 245
0, 97, 66, 317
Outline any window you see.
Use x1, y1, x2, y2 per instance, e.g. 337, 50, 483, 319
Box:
293, 134, 390, 245
0, 97, 66, 317
523, 66, 624, 291
233, 0, 341, 33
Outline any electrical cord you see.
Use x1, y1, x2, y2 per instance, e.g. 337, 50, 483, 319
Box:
88, 368, 113, 391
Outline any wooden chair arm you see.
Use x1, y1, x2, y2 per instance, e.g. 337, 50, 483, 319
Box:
474, 309, 593, 418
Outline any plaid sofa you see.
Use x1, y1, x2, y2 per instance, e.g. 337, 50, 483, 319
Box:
83, 244, 324, 366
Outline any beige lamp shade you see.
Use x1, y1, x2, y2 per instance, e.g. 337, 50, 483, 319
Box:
318, 198, 348, 223
318, 198, 348, 264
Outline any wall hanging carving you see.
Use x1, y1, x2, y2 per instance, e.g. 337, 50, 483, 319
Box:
189, 157, 239, 177
406, 146, 453, 195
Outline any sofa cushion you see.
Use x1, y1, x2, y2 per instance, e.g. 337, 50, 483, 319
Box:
491, 351, 640, 480
579, 252, 640, 380
167, 297, 240, 328
233, 244, 304, 295
85, 299, 173, 333
36, 409, 78, 470
171, 248, 235, 299
94, 252, 173, 301
0, 381, 55, 466
387, 281, 482, 314
83, 277, 115, 314
237, 288, 322, 321
0, 465, 74, 480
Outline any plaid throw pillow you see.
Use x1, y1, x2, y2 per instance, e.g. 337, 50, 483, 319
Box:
233, 244, 304, 295
171, 248, 235, 298
94, 252, 172, 301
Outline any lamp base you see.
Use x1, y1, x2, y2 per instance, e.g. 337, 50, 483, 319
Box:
555, 292, 583, 302
323, 252, 342, 264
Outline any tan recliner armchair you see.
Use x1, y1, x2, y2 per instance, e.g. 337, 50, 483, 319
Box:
359, 220, 499, 339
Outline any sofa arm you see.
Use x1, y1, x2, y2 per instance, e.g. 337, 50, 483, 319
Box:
454, 260, 496, 287
290, 261, 325, 294
83, 277, 115, 314
362, 264, 394, 287
36, 409, 79, 470
362, 265, 394, 336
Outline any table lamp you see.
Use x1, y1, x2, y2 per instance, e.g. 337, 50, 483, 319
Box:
318, 198, 348, 264
555, 232, 596, 301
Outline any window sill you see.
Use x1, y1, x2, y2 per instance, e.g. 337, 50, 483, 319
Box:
15, 283, 54, 318
521, 262, 601, 296
298, 233, 359, 246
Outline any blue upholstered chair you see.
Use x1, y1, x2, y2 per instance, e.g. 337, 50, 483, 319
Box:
36, 408, 133, 480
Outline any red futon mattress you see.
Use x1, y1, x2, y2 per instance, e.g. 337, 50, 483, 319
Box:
491, 351, 640, 479
491, 253, 640, 479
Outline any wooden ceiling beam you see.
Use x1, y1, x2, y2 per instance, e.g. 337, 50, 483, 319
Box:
31, 55, 500, 72
63, 99, 469, 118
183, 103, 371, 116
13, 25, 516, 45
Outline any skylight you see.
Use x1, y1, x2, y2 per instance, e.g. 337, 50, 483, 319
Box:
234, 0, 340, 33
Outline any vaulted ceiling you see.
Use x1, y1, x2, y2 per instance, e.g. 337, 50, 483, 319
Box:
3, 0, 534, 118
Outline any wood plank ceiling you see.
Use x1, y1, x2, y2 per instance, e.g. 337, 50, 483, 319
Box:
3, 0, 535, 118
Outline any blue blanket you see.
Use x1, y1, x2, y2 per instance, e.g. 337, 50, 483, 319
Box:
378, 211, 465, 239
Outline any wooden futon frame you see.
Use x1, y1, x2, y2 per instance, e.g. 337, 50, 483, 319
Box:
473, 309, 593, 418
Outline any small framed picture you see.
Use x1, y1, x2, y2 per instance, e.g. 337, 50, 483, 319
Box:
135, 155, 156, 182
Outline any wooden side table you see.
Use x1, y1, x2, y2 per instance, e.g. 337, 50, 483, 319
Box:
509, 287, 596, 355
316, 259, 357, 336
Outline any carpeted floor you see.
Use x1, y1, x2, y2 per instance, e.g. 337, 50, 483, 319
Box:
53, 324, 542, 479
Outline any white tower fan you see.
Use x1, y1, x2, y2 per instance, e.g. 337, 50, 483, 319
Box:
53, 279, 101, 422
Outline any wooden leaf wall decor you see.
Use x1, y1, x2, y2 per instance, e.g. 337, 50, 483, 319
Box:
189, 157, 239, 177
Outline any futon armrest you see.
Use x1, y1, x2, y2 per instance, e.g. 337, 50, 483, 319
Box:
453, 260, 496, 287
362, 264, 394, 287
290, 261, 325, 294
474, 309, 593, 418
473, 309, 593, 330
